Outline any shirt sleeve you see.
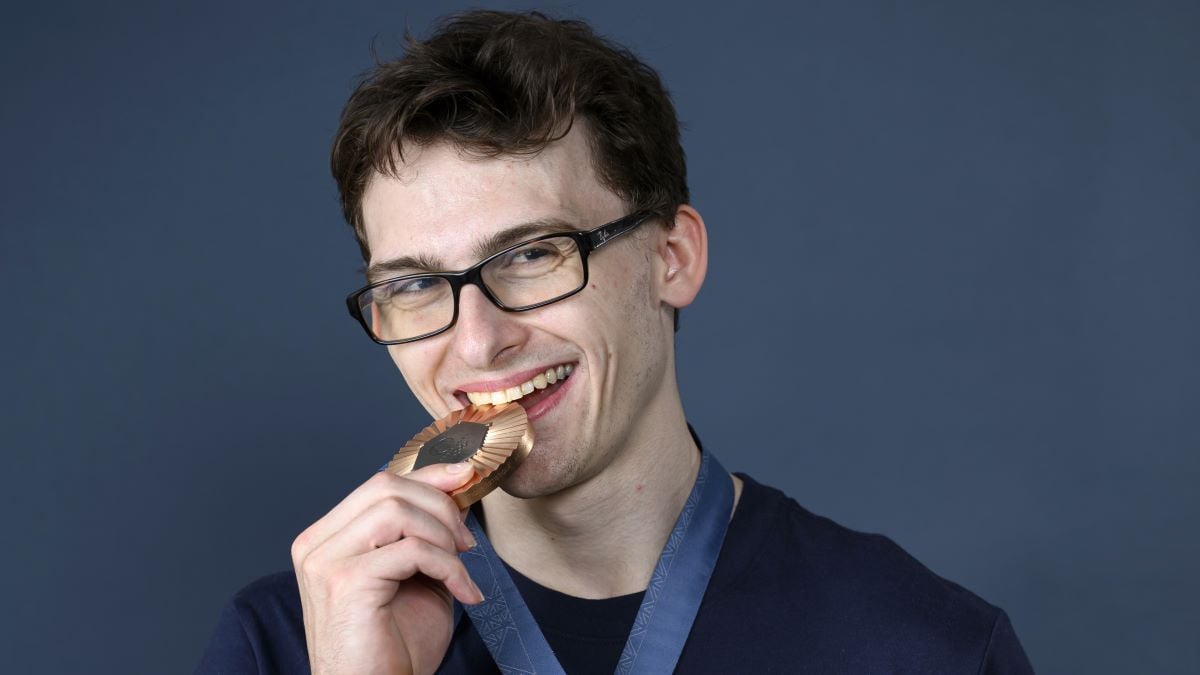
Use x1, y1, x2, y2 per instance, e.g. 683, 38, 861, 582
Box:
979, 610, 1036, 675
194, 600, 260, 674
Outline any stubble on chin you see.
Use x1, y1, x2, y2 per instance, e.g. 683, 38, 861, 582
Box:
499, 447, 585, 499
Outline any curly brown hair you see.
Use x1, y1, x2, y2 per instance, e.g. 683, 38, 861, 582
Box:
330, 10, 689, 262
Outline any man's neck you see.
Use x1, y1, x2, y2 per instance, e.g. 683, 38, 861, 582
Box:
479, 401, 703, 599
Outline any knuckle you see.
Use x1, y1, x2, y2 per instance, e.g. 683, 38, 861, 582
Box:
365, 499, 410, 549
432, 496, 460, 527
368, 470, 396, 488
397, 536, 431, 557
291, 528, 314, 561
381, 495, 412, 519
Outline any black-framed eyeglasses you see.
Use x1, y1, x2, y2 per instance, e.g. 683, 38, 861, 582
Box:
346, 211, 656, 345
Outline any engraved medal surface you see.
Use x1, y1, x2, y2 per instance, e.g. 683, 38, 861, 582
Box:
388, 402, 534, 508
411, 422, 490, 470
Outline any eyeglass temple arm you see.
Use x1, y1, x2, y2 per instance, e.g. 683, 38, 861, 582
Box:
586, 212, 654, 250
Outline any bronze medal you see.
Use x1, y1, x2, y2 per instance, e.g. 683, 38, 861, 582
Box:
387, 402, 534, 508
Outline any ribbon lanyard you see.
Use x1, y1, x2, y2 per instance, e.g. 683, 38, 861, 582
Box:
459, 450, 734, 675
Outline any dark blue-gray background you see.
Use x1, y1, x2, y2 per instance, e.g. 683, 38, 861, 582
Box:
2, 0, 1196, 672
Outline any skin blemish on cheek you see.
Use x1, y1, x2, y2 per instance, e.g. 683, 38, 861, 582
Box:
590, 283, 598, 289
635, 483, 644, 492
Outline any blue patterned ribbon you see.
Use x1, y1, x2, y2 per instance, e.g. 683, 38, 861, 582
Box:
459, 449, 734, 675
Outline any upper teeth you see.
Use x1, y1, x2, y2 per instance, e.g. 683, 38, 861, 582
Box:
465, 364, 574, 406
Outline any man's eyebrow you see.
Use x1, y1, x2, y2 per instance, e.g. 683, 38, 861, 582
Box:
363, 252, 444, 281
471, 218, 578, 261
362, 218, 581, 281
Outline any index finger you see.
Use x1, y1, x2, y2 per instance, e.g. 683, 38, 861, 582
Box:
294, 462, 475, 559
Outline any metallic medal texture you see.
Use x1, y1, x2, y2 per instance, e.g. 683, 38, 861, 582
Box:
388, 403, 534, 508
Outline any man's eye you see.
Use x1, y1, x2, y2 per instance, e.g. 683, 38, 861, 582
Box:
376, 277, 444, 305
509, 245, 554, 264
501, 242, 564, 268
394, 277, 441, 294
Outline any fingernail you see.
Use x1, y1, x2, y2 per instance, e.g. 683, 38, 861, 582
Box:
446, 461, 471, 474
464, 528, 478, 549
471, 579, 485, 603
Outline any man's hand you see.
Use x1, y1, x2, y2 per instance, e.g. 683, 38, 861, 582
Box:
291, 463, 484, 675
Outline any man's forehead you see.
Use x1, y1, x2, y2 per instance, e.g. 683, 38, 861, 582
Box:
361, 178, 587, 274
359, 128, 621, 271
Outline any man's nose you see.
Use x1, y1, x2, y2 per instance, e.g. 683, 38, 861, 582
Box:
448, 284, 526, 368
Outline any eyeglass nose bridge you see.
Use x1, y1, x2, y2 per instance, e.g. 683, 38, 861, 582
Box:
437, 262, 522, 338
442, 264, 509, 324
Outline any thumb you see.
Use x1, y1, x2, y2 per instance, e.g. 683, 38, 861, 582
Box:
402, 461, 477, 493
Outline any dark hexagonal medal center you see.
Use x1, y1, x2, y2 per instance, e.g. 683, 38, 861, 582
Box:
413, 421, 490, 470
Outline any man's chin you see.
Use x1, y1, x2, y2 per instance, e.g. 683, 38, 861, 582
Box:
498, 451, 580, 499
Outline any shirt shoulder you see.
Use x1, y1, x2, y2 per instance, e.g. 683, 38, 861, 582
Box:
684, 473, 1034, 673
194, 571, 309, 675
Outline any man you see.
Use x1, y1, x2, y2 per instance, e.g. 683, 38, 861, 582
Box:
198, 10, 1034, 674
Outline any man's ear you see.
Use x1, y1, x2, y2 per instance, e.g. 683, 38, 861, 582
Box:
655, 204, 708, 311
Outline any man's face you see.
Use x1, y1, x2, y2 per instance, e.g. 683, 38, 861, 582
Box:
359, 126, 675, 498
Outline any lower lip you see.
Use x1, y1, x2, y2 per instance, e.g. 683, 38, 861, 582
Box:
523, 368, 576, 422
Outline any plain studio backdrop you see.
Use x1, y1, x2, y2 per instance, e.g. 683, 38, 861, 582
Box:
1, 1, 1197, 673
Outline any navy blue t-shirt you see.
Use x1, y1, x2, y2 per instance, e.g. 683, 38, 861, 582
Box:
196, 474, 1034, 673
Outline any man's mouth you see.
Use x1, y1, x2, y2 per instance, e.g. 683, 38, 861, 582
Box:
457, 364, 575, 409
